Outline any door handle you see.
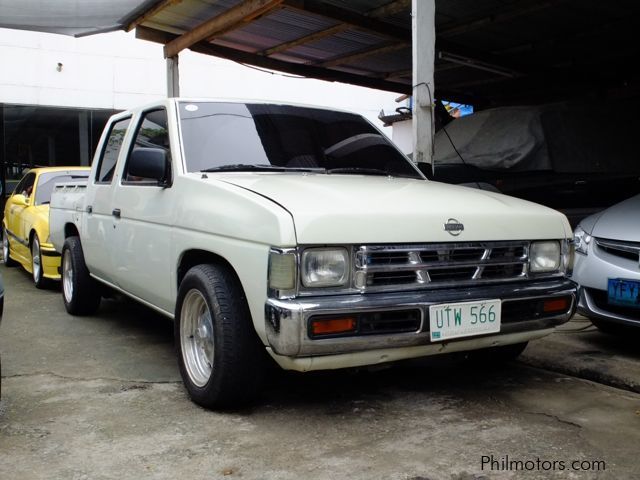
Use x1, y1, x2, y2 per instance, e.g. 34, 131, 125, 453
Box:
112, 208, 121, 218
86, 205, 93, 214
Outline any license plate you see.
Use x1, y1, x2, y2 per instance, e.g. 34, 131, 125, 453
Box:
607, 278, 640, 309
429, 299, 501, 342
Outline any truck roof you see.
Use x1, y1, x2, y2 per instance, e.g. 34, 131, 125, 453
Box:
114, 97, 357, 117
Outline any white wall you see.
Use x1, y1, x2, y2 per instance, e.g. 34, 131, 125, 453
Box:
0, 28, 401, 129
0, 28, 166, 109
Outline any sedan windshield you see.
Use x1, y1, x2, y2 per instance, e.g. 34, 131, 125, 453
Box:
178, 102, 423, 179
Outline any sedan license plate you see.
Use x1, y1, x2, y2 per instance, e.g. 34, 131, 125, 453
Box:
429, 299, 501, 342
607, 278, 640, 309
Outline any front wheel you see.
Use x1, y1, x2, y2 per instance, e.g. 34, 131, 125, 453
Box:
61, 236, 101, 315
2, 228, 17, 267
175, 264, 265, 409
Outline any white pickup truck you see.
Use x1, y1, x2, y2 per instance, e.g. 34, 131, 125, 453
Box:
50, 99, 576, 409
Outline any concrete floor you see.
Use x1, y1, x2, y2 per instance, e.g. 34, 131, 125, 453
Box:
1, 266, 639, 480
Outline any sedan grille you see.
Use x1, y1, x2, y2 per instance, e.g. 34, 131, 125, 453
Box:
355, 241, 529, 292
595, 238, 640, 263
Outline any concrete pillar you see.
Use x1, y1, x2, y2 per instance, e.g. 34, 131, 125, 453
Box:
47, 135, 56, 166
78, 110, 90, 166
166, 55, 180, 97
411, 0, 436, 167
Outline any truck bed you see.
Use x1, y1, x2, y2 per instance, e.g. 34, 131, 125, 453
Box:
49, 180, 88, 253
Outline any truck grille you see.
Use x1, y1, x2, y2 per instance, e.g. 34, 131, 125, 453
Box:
355, 241, 529, 292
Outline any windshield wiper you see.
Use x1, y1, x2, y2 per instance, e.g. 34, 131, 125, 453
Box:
326, 167, 423, 179
326, 167, 392, 176
202, 164, 286, 172
201, 164, 325, 173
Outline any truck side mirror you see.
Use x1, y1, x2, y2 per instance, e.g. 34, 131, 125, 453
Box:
128, 148, 170, 186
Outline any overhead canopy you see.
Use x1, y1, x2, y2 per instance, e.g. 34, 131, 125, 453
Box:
1, 0, 638, 105
0, 0, 157, 36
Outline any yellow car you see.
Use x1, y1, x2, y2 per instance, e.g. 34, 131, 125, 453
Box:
3, 167, 91, 288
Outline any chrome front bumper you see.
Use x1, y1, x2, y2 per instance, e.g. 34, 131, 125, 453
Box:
265, 278, 576, 357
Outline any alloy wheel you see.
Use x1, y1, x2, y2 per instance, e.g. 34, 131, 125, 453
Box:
180, 289, 215, 387
62, 250, 74, 303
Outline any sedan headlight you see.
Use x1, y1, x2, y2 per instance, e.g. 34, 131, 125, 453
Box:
530, 241, 561, 273
301, 248, 349, 287
573, 226, 591, 255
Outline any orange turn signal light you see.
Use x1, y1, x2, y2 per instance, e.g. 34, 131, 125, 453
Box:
311, 317, 357, 336
543, 297, 569, 313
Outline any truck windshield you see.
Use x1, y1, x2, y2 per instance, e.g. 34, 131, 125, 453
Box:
178, 102, 423, 179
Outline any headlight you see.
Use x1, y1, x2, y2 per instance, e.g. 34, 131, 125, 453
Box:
530, 241, 561, 273
301, 248, 349, 287
573, 226, 591, 255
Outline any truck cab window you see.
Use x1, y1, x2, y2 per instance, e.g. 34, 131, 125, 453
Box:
96, 117, 131, 184
124, 109, 170, 183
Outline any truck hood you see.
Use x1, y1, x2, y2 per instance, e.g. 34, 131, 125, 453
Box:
586, 194, 640, 241
217, 173, 570, 244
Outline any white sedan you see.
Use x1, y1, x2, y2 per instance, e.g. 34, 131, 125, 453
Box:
573, 194, 640, 331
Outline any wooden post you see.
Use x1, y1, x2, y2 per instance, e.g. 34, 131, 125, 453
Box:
411, 0, 436, 167
167, 55, 180, 97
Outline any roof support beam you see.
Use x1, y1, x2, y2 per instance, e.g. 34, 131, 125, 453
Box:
318, 42, 407, 68
368, 0, 411, 18
283, 0, 411, 42
439, 0, 562, 38
163, 0, 283, 58
127, 0, 183, 32
261, 23, 348, 57
385, 69, 412, 80
260, 0, 410, 57
137, 25, 410, 94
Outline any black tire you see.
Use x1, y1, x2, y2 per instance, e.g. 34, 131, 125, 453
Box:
175, 263, 265, 410
2, 228, 17, 267
61, 236, 101, 315
467, 341, 529, 364
31, 234, 49, 289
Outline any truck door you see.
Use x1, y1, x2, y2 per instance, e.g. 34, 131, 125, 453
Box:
109, 108, 174, 312
82, 116, 132, 283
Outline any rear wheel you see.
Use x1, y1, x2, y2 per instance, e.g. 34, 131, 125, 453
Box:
61, 236, 101, 315
2, 228, 17, 267
175, 264, 264, 409
31, 234, 48, 289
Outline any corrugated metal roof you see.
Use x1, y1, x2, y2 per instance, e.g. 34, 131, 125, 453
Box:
1, 0, 638, 105
0, 0, 155, 36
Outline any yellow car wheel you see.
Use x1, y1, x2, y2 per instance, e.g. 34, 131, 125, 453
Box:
2, 228, 17, 267
31, 234, 48, 289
